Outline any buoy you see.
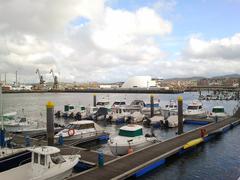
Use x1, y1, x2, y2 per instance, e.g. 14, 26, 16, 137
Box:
68, 129, 75, 136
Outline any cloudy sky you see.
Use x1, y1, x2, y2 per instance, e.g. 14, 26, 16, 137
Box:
0, 0, 240, 83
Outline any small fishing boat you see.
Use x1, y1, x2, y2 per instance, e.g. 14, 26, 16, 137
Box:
160, 100, 178, 116
112, 101, 126, 108
109, 106, 145, 124
3, 112, 17, 121
3, 113, 49, 136
96, 99, 111, 110
130, 100, 145, 108
108, 124, 157, 156
183, 101, 207, 120
143, 115, 179, 128
54, 120, 105, 141
0, 146, 80, 180
208, 106, 228, 120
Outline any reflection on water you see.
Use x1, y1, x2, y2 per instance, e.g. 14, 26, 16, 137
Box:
2, 92, 240, 179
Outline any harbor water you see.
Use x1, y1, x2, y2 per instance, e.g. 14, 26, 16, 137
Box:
2, 92, 240, 179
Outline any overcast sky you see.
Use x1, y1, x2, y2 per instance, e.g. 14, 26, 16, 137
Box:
0, 0, 240, 83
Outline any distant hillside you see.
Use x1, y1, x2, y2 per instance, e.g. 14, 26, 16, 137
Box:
166, 76, 206, 81
166, 74, 240, 81
212, 74, 240, 79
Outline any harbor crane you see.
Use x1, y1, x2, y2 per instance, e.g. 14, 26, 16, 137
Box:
36, 69, 45, 85
50, 69, 58, 90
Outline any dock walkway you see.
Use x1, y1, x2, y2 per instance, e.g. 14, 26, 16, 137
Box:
69, 117, 239, 180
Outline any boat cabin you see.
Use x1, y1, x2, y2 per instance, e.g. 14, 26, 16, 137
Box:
64, 104, 86, 112
130, 100, 145, 107
112, 101, 126, 107
96, 101, 110, 107
212, 106, 225, 113
30, 146, 66, 175
65, 120, 95, 130
187, 102, 203, 110
118, 125, 143, 137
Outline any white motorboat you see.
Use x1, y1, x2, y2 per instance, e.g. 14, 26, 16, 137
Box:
96, 99, 111, 110
0, 146, 80, 180
208, 106, 228, 120
3, 112, 17, 121
109, 106, 145, 124
160, 100, 178, 116
109, 107, 131, 123
144, 115, 179, 128
3, 113, 48, 136
54, 120, 105, 141
163, 115, 179, 128
130, 100, 145, 109
112, 101, 126, 108
108, 124, 157, 156
183, 101, 207, 119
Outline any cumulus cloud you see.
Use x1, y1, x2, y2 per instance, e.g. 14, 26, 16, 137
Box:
154, 33, 240, 78
0, 0, 172, 83
184, 33, 240, 60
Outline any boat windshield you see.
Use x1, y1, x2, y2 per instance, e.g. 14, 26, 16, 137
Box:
212, 108, 224, 113
50, 153, 66, 164
113, 102, 126, 106
119, 129, 143, 137
97, 102, 110, 106
187, 106, 200, 110
66, 123, 95, 130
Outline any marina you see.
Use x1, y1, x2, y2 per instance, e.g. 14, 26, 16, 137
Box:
1, 1, 240, 179
0, 91, 240, 179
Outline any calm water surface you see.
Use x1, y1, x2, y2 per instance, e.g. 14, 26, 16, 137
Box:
2, 92, 240, 179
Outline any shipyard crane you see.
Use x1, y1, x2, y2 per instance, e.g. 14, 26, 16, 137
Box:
50, 69, 58, 89
36, 69, 45, 85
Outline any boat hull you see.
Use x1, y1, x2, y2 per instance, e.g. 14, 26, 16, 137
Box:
109, 139, 155, 156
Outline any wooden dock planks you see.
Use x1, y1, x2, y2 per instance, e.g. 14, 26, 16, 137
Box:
68, 117, 238, 180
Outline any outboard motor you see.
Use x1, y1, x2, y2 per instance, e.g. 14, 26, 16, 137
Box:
75, 112, 82, 120
164, 120, 169, 128
143, 117, 151, 127
125, 116, 132, 124
95, 107, 108, 121
69, 112, 74, 119
160, 120, 164, 128
55, 111, 61, 118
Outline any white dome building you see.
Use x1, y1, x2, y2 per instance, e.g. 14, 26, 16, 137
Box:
121, 76, 157, 88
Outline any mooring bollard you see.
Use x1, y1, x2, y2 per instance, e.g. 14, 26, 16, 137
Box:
150, 94, 154, 118
46, 101, 55, 146
0, 129, 5, 148
25, 135, 30, 147
177, 96, 183, 135
98, 151, 104, 167
93, 94, 97, 107
58, 133, 64, 146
